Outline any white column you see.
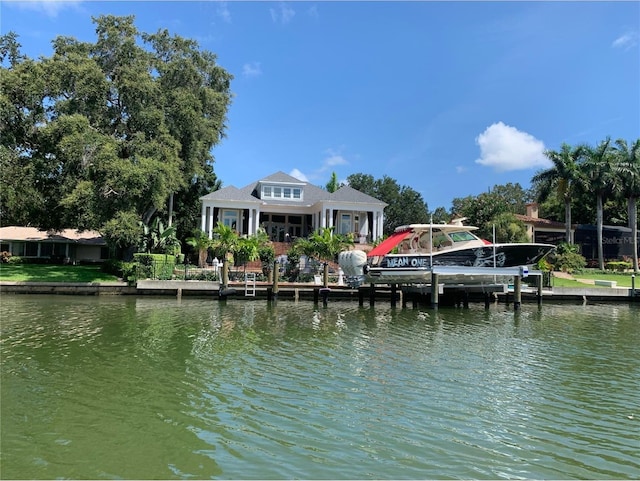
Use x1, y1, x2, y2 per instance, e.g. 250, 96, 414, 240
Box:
201, 205, 206, 233
208, 206, 215, 239
248, 208, 254, 236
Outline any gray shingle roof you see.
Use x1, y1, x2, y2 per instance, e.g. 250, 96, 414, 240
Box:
200, 171, 385, 206
331, 185, 387, 206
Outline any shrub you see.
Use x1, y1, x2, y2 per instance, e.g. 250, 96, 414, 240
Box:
1, 251, 12, 263
605, 261, 632, 272
101, 259, 124, 277
133, 253, 177, 280
7, 255, 23, 264
548, 242, 586, 274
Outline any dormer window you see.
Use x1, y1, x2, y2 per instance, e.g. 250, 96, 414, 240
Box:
260, 184, 303, 201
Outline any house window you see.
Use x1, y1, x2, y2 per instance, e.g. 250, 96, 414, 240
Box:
260, 184, 303, 201
339, 213, 351, 235
41, 243, 53, 257
25, 242, 38, 257
222, 210, 239, 230
11, 242, 25, 256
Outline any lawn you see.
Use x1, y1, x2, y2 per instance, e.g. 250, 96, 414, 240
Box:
551, 271, 636, 288
0, 264, 120, 283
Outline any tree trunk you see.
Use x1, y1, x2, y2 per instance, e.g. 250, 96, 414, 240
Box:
564, 196, 572, 243
629, 196, 639, 273
597, 194, 604, 271
168, 192, 174, 227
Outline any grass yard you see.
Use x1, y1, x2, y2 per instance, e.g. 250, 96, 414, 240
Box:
0, 264, 119, 283
551, 271, 636, 288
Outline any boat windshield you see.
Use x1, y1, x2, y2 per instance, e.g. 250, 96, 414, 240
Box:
449, 231, 478, 242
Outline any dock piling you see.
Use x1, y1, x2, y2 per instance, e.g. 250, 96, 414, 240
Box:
514, 276, 522, 310
431, 273, 439, 309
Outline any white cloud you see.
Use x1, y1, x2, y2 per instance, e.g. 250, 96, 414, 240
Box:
216, 1, 231, 24
7, 0, 83, 17
475, 122, 548, 172
612, 31, 639, 50
270, 2, 295, 24
242, 62, 262, 78
306, 5, 319, 19
289, 169, 308, 182
455, 166, 467, 174
319, 148, 349, 173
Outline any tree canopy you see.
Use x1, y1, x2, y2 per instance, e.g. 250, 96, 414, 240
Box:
0, 16, 232, 252
346, 173, 430, 234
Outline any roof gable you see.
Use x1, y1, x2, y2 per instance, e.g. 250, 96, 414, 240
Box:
200, 171, 385, 206
331, 185, 387, 205
200, 185, 261, 203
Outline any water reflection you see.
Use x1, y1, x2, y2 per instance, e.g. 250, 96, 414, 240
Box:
1, 295, 639, 479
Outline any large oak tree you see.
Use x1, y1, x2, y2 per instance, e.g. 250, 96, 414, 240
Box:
0, 16, 232, 253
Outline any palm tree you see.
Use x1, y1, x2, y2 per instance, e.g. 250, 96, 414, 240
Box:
531, 143, 586, 243
210, 222, 239, 288
581, 137, 615, 271
293, 227, 353, 287
185, 229, 211, 268
613, 138, 640, 273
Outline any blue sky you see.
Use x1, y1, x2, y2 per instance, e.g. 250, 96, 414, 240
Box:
2, 1, 639, 211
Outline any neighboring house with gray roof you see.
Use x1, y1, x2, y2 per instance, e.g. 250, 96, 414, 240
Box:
200, 171, 387, 243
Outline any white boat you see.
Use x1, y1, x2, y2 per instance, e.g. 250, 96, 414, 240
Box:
338, 218, 555, 286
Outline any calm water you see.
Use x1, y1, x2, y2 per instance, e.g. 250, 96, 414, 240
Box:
1, 294, 639, 480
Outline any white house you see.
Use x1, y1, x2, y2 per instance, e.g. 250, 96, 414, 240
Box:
200, 171, 387, 243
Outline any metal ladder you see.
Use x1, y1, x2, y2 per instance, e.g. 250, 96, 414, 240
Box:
245, 272, 256, 297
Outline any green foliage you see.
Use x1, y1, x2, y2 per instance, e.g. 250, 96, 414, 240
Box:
1, 16, 231, 251
325, 172, 341, 193
450, 183, 533, 237
292, 227, 353, 263
132, 252, 176, 280
235, 236, 261, 267
185, 229, 211, 268
605, 261, 632, 272
138, 218, 180, 254
283, 248, 301, 282
102, 210, 142, 251
547, 242, 586, 274
486, 212, 529, 243
346, 173, 429, 235
258, 244, 275, 276
210, 222, 239, 260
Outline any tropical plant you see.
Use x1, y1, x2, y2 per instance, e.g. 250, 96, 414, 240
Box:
139, 218, 180, 254
292, 227, 353, 286
185, 229, 211, 268
210, 222, 239, 288
612, 138, 640, 273
235, 228, 271, 272
531, 143, 586, 243
548, 242, 586, 274
581, 137, 615, 270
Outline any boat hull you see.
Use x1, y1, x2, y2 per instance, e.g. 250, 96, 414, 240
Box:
344, 243, 554, 285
